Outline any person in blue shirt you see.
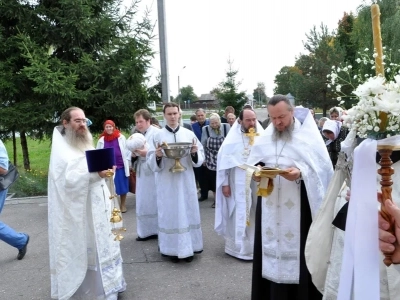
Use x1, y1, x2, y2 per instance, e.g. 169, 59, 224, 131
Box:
0, 139, 29, 260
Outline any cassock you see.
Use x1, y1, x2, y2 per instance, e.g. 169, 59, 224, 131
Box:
135, 125, 161, 238
215, 120, 264, 260
247, 108, 333, 300
147, 126, 204, 258
48, 127, 126, 300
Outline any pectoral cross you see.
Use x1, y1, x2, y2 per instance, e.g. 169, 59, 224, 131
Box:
244, 128, 259, 145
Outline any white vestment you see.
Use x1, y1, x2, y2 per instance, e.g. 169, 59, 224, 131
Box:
48, 127, 126, 300
311, 160, 400, 300
215, 120, 264, 260
135, 125, 161, 238
147, 126, 204, 258
247, 108, 333, 284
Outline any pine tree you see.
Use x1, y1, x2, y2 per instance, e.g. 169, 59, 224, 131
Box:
214, 59, 246, 114
0, 0, 155, 169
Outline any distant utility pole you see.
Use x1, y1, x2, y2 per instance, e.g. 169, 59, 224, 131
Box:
157, 0, 170, 103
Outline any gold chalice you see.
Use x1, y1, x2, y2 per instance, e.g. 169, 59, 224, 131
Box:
161, 142, 192, 173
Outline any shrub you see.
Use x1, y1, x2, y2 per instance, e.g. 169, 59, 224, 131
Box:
9, 169, 48, 198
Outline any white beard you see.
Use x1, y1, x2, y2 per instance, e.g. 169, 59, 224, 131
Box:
64, 126, 94, 152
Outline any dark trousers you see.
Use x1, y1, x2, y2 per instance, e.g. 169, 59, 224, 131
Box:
194, 165, 209, 198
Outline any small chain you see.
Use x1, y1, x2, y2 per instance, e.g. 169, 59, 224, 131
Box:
275, 139, 287, 167
241, 132, 250, 148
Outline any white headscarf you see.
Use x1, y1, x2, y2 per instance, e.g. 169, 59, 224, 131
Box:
329, 107, 343, 119
322, 120, 342, 145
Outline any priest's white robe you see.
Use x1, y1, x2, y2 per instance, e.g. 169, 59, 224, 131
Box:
247, 108, 332, 292
147, 126, 204, 258
48, 127, 126, 300
135, 125, 161, 238
215, 120, 264, 260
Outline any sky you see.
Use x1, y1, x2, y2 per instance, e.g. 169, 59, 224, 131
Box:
124, 0, 367, 99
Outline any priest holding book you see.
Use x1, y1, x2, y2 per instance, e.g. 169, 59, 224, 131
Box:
48, 107, 126, 300
247, 95, 333, 300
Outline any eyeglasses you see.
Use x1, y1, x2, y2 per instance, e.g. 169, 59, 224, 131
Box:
72, 119, 88, 124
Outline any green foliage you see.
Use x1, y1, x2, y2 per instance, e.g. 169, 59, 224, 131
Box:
9, 169, 48, 197
273, 66, 302, 95
352, 0, 400, 63
274, 24, 345, 113
252, 82, 268, 105
337, 12, 357, 66
213, 59, 247, 113
0, 0, 156, 169
175, 85, 198, 107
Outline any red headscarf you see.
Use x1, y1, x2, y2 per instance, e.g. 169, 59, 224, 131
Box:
99, 120, 121, 142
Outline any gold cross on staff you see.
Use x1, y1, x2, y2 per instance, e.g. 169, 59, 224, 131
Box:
244, 128, 259, 145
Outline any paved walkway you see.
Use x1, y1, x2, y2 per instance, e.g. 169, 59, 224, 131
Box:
0, 193, 252, 300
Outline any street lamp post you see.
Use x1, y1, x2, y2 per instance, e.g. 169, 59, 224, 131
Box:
178, 66, 186, 107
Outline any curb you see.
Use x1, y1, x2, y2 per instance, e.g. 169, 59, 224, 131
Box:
5, 195, 48, 205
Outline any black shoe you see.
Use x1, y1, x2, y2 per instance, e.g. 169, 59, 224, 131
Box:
136, 234, 158, 241
184, 256, 194, 262
198, 196, 208, 202
17, 234, 29, 260
194, 250, 203, 254
170, 256, 180, 263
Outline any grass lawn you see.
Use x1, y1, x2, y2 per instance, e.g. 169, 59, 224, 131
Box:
5, 139, 52, 172
4, 138, 51, 197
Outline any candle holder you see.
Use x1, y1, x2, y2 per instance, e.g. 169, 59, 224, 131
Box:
377, 145, 395, 266
105, 169, 126, 241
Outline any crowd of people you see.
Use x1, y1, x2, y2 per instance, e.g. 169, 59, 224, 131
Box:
2, 98, 400, 299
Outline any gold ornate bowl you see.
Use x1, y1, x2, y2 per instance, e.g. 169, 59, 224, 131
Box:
161, 142, 192, 173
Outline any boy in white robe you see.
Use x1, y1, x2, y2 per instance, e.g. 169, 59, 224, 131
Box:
147, 102, 204, 263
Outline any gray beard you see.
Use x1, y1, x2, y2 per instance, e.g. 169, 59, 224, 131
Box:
272, 122, 294, 142
64, 126, 93, 152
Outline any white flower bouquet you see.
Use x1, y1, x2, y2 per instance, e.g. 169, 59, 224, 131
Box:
344, 74, 400, 139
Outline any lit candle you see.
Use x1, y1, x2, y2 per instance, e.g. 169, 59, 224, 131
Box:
371, 3, 384, 76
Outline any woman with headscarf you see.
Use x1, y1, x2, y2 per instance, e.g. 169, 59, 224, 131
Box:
329, 107, 344, 121
321, 119, 349, 168
201, 113, 230, 208
97, 120, 131, 212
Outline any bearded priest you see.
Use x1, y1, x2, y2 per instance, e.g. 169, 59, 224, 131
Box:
215, 107, 264, 260
247, 95, 333, 300
48, 107, 126, 300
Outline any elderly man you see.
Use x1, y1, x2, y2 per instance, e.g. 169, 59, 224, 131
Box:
48, 107, 126, 300
215, 108, 263, 260
227, 113, 236, 126
0, 140, 29, 260
132, 109, 161, 241
147, 102, 204, 263
247, 95, 333, 300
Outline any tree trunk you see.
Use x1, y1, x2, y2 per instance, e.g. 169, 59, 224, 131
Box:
322, 91, 327, 117
20, 131, 31, 170
12, 130, 17, 166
